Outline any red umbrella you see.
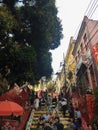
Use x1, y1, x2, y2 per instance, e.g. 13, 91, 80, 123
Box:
0, 100, 23, 116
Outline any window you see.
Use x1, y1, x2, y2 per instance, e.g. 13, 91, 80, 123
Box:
78, 50, 80, 57
83, 33, 88, 51
83, 33, 87, 43
80, 43, 83, 52
76, 56, 77, 62
85, 44, 88, 51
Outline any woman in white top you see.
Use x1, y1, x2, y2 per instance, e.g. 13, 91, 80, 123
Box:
34, 95, 39, 110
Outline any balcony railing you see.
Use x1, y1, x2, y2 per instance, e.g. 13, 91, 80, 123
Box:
75, 56, 82, 73
76, 49, 91, 73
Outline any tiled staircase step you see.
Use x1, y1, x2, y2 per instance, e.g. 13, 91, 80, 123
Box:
31, 124, 69, 127
30, 126, 68, 130
33, 112, 69, 115
60, 119, 71, 122
34, 111, 62, 114
33, 114, 42, 117
30, 128, 68, 130
60, 117, 70, 120
34, 110, 47, 112
30, 128, 42, 130
64, 125, 68, 128
61, 121, 71, 124
31, 125, 43, 128
29, 107, 71, 130
32, 118, 39, 120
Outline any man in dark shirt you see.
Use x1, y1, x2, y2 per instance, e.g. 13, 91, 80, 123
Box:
54, 117, 64, 130
44, 126, 53, 130
68, 124, 76, 130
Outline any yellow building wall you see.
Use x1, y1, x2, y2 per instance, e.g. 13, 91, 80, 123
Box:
65, 37, 76, 93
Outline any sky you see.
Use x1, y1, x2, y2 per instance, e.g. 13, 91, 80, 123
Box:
51, 0, 98, 74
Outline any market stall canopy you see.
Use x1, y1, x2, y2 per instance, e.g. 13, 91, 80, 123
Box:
0, 100, 23, 116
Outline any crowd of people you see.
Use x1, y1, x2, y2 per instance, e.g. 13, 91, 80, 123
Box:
29, 88, 98, 130
36, 111, 64, 130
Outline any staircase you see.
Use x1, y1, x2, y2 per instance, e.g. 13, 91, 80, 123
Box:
26, 105, 71, 130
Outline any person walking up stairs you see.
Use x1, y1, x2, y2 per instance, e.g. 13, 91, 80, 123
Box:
26, 95, 72, 130
28, 108, 71, 130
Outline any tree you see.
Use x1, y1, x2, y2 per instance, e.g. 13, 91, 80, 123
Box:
0, 6, 17, 45
46, 80, 55, 93
0, 6, 17, 88
0, 0, 63, 89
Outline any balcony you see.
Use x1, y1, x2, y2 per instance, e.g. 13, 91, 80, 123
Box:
76, 49, 91, 73
75, 56, 82, 73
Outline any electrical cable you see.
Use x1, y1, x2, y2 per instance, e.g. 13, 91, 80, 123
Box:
73, 0, 98, 41
88, 4, 98, 18
84, 0, 94, 15
86, 0, 98, 18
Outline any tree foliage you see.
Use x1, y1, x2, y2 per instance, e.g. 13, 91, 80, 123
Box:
0, 0, 63, 90
46, 80, 55, 93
